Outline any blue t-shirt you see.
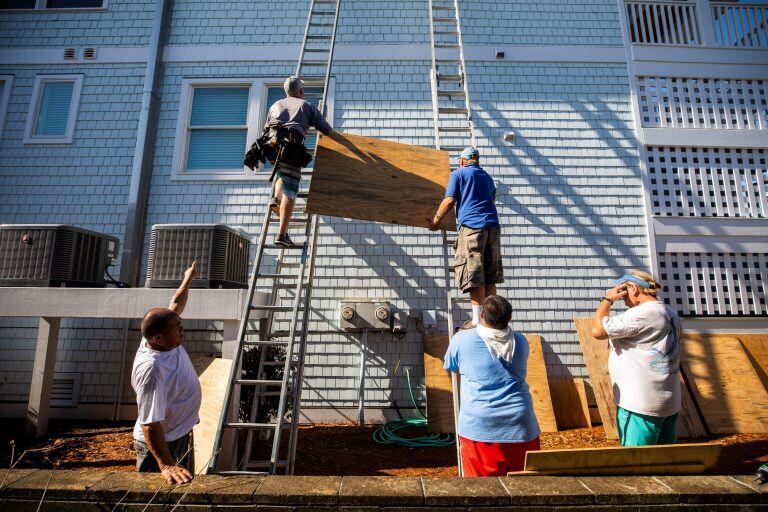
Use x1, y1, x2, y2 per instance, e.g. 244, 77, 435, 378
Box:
445, 163, 499, 229
444, 329, 540, 443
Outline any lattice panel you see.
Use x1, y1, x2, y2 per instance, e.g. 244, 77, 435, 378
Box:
646, 147, 768, 218
658, 252, 768, 316
638, 76, 768, 129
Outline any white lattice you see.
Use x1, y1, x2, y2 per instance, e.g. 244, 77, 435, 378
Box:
625, 0, 701, 45
658, 252, 768, 316
637, 76, 768, 130
646, 147, 768, 218
712, 2, 768, 49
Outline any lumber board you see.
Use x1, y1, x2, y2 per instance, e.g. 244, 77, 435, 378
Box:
681, 336, 768, 434
513, 443, 721, 476
549, 378, 591, 429
306, 131, 456, 230
574, 317, 618, 439
739, 335, 768, 392
526, 335, 558, 433
423, 334, 455, 433
190, 356, 233, 474
677, 370, 707, 438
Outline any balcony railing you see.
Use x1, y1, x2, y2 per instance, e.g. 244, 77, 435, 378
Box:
625, 0, 768, 48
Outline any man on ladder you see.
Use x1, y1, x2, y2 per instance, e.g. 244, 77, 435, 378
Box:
428, 146, 503, 329
266, 76, 333, 247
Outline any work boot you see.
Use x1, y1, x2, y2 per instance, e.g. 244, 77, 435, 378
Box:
458, 319, 475, 331
274, 233, 296, 247
269, 197, 281, 214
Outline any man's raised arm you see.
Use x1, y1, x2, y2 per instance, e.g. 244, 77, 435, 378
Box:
168, 262, 197, 316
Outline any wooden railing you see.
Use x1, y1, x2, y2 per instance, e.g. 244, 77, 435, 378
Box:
712, 2, 768, 48
625, 0, 701, 45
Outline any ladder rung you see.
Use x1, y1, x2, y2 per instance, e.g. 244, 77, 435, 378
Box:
434, 43, 459, 48
225, 422, 284, 429
256, 273, 299, 279
264, 243, 307, 250
434, 31, 458, 35
437, 90, 466, 98
235, 379, 284, 386
308, 23, 334, 27
433, 17, 455, 22
439, 145, 465, 152
311, 10, 336, 15
437, 74, 463, 82
304, 48, 330, 53
438, 126, 471, 133
242, 340, 290, 347
438, 107, 468, 114
432, 5, 454, 10
244, 460, 288, 469
306, 34, 332, 40
250, 305, 293, 312
301, 59, 329, 64
454, 297, 472, 303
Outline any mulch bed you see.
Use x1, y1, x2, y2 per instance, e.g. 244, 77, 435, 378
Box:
0, 419, 765, 476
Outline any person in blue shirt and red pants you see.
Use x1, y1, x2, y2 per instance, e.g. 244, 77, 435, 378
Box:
444, 294, 541, 476
429, 146, 502, 329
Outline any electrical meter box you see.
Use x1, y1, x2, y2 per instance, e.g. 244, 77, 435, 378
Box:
339, 299, 391, 331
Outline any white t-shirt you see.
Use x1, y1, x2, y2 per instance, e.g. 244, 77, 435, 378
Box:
603, 300, 682, 418
131, 339, 202, 442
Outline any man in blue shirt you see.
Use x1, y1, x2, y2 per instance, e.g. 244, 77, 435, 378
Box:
444, 294, 540, 476
429, 147, 503, 328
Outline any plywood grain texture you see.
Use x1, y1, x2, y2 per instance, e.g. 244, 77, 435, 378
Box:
190, 357, 233, 474
526, 335, 558, 433
681, 336, 768, 434
306, 131, 456, 230
549, 378, 591, 429
677, 370, 707, 438
513, 443, 721, 476
574, 317, 618, 439
686, 333, 768, 393
423, 334, 455, 433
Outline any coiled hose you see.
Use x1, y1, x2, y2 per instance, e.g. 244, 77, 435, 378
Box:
372, 368, 455, 447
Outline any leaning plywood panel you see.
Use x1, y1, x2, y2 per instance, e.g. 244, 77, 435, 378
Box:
526, 335, 557, 433
574, 317, 618, 439
549, 378, 591, 429
191, 357, 233, 474
423, 334, 455, 433
677, 370, 707, 438
306, 132, 456, 230
513, 443, 721, 476
739, 335, 768, 392
682, 336, 768, 434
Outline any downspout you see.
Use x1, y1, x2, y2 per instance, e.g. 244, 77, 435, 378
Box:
119, 0, 170, 286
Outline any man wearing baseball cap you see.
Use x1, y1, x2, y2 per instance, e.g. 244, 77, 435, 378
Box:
589, 270, 682, 446
428, 146, 502, 328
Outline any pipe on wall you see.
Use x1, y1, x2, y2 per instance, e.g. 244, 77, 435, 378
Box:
119, 0, 171, 286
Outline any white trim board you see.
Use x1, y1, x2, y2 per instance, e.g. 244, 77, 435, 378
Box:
0, 47, 148, 65
641, 128, 768, 149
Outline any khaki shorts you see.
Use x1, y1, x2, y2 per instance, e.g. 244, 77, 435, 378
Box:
454, 226, 504, 293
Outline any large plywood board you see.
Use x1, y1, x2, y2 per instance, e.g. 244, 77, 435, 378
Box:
190, 357, 233, 475
306, 131, 457, 230
514, 443, 721, 476
740, 336, 768, 392
423, 334, 455, 433
574, 317, 618, 439
526, 335, 558, 433
681, 336, 768, 434
549, 378, 591, 429
677, 370, 707, 439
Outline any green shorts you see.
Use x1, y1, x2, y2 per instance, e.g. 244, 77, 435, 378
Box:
617, 407, 678, 446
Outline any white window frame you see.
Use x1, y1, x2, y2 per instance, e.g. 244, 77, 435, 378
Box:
0, 75, 13, 139
171, 77, 335, 181
23, 74, 83, 145
0, 0, 107, 11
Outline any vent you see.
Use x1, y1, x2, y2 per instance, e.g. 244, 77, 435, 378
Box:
63, 48, 77, 60
51, 373, 81, 407
146, 224, 250, 289
82, 47, 97, 60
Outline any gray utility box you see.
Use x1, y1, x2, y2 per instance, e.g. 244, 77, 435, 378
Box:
339, 299, 391, 331
0, 224, 119, 287
146, 224, 250, 289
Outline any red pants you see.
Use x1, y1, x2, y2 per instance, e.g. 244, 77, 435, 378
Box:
459, 435, 541, 477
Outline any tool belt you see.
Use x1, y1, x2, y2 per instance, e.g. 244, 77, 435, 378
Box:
243, 121, 312, 181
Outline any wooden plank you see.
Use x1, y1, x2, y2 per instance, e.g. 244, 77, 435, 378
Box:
306, 131, 457, 230
574, 317, 618, 439
677, 369, 707, 439
681, 336, 768, 434
423, 334, 455, 433
739, 335, 768, 392
549, 378, 591, 429
190, 356, 234, 474
526, 335, 558, 433
513, 443, 722, 476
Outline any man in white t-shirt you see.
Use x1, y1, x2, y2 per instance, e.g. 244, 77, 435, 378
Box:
590, 270, 682, 446
131, 262, 200, 484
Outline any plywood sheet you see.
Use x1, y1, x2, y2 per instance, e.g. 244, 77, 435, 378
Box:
574, 317, 618, 439
191, 357, 233, 474
514, 443, 721, 476
549, 378, 591, 429
306, 131, 456, 230
526, 335, 557, 433
677, 370, 707, 439
423, 334, 455, 433
681, 336, 768, 434
740, 335, 768, 392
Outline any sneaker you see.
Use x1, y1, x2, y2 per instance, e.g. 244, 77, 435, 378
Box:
274, 233, 296, 247
269, 197, 281, 214
458, 319, 476, 331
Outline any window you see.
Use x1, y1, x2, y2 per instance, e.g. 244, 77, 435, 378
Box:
24, 74, 83, 144
0, 0, 105, 9
0, 75, 12, 138
172, 78, 333, 181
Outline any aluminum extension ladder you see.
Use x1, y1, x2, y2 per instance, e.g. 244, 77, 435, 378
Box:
209, 0, 341, 476
427, 0, 476, 477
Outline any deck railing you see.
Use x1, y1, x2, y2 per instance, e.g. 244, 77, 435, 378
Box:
712, 2, 768, 48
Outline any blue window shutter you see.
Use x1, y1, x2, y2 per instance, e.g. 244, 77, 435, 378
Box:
190, 87, 249, 126
35, 81, 74, 137
186, 87, 249, 171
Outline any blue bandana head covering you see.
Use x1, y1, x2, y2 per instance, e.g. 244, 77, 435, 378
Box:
613, 273, 652, 289
459, 146, 480, 160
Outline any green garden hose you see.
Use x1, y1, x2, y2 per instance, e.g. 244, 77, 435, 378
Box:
372, 368, 455, 447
